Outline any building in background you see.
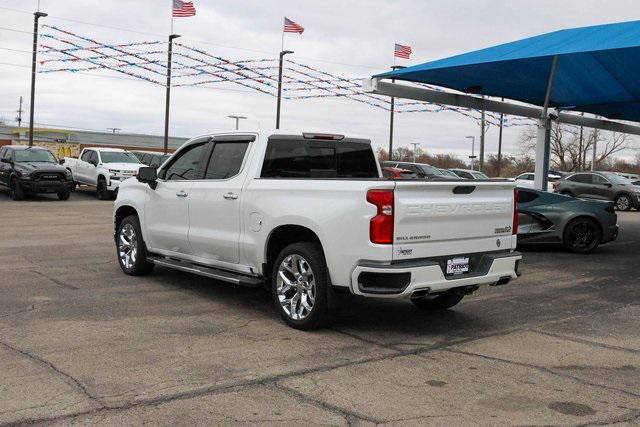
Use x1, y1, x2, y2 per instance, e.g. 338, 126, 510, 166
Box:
0, 125, 188, 158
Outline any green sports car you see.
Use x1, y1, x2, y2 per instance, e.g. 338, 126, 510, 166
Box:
517, 188, 619, 253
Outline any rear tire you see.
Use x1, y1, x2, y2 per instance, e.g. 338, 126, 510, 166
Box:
563, 217, 602, 254
615, 194, 632, 211
116, 215, 154, 276
57, 190, 70, 200
411, 290, 464, 311
271, 242, 330, 330
9, 177, 25, 201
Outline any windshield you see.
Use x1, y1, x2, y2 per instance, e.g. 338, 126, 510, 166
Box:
100, 151, 140, 164
14, 149, 57, 163
418, 164, 443, 176
603, 173, 633, 184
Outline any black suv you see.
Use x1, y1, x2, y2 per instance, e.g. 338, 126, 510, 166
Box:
0, 145, 74, 200
555, 171, 640, 211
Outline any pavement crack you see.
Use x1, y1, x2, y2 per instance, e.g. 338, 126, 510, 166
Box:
530, 329, 640, 355
0, 302, 46, 319
268, 382, 381, 425
0, 338, 104, 409
441, 348, 640, 399
30, 270, 79, 290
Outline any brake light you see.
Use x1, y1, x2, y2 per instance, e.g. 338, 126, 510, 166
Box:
302, 133, 344, 140
512, 188, 519, 235
367, 189, 394, 244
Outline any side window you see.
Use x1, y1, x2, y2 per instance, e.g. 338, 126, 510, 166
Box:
203, 142, 249, 180
525, 174, 534, 180
159, 142, 208, 180
89, 151, 99, 164
568, 174, 591, 184
592, 174, 609, 184
81, 150, 92, 162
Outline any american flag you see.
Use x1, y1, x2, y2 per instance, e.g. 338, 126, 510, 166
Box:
394, 43, 412, 59
173, 0, 196, 17
284, 17, 304, 34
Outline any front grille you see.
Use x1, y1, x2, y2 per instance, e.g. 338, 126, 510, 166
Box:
33, 172, 63, 181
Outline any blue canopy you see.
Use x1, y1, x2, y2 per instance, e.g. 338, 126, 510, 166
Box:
377, 20, 640, 122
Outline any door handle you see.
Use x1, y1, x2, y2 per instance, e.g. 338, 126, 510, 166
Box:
176, 190, 188, 198
223, 192, 238, 200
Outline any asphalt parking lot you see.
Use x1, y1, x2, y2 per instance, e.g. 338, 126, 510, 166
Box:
1, 188, 639, 426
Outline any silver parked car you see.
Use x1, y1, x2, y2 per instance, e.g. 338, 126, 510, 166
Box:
554, 171, 640, 211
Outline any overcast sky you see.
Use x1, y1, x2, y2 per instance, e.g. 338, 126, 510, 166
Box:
1, 0, 639, 161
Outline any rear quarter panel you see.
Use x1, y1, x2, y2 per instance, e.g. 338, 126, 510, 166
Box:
242, 178, 394, 287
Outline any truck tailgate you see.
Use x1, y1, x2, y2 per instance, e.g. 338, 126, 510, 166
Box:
393, 180, 516, 260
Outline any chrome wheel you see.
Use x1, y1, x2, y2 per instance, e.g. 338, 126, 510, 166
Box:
616, 195, 631, 211
118, 223, 138, 269
276, 254, 315, 320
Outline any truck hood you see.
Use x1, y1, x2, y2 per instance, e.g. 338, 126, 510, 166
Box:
102, 163, 143, 172
14, 162, 68, 175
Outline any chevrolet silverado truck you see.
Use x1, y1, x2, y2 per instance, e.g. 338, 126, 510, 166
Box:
0, 145, 74, 200
63, 147, 143, 199
113, 131, 522, 330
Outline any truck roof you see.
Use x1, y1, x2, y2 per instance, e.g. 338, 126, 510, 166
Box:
83, 147, 127, 152
187, 130, 371, 142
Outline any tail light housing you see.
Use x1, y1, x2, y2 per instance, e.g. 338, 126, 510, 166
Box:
512, 188, 519, 235
552, 181, 560, 191
367, 189, 394, 244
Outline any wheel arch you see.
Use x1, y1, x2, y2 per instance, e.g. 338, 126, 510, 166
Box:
263, 224, 326, 279
114, 205, 139, 234
563, 214, 603, 241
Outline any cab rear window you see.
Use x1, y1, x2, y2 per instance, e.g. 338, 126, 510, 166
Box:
261, 139, 378, 178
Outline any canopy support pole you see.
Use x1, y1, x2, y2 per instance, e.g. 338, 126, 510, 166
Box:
534, 55, 559, 191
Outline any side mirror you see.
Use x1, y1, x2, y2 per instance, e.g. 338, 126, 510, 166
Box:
89, 160, 98, 167
0, 158, 10, 164
58, 159, 64, 165
604, 183, 612, 188
137, 167, 158, 189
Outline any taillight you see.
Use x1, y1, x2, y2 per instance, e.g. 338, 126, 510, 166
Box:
552, 181, 560, 191
512, 188, 519, 235
367, 189, 394, 244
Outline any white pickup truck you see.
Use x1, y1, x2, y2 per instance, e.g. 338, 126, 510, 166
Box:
113, 131, 521, 329
63, 147, 143, 199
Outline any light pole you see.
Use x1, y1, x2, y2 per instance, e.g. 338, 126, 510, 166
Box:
163, 33, 181, 155
409, 142, 421, 163
466, 136, 476, 170
276, 50, 294, 129
388, 65, 406, 161
228, 115, 247, 130
28, 10, 47, 147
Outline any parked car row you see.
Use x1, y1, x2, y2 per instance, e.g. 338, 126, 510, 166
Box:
554, 171, 640, 211
381, 161, 491, 180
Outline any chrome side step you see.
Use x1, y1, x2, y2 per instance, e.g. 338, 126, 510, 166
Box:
148, 256, 263, 288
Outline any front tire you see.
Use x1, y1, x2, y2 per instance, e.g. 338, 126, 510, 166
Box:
116, 215, 154, 276
57, 190, 70, 200
411, 290, 464, 310
615, 194, 632, 211
97, 178, 110, 200
9, 177, 25, 201
271, 242, 330, 330
563, 217, 602, 254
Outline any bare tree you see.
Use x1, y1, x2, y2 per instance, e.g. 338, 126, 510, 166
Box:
519, 123, 635, 171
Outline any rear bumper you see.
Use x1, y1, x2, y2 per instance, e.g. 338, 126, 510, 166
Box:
350, 251, 522, 299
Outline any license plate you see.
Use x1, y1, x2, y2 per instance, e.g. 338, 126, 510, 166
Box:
446, 257, 470, 275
